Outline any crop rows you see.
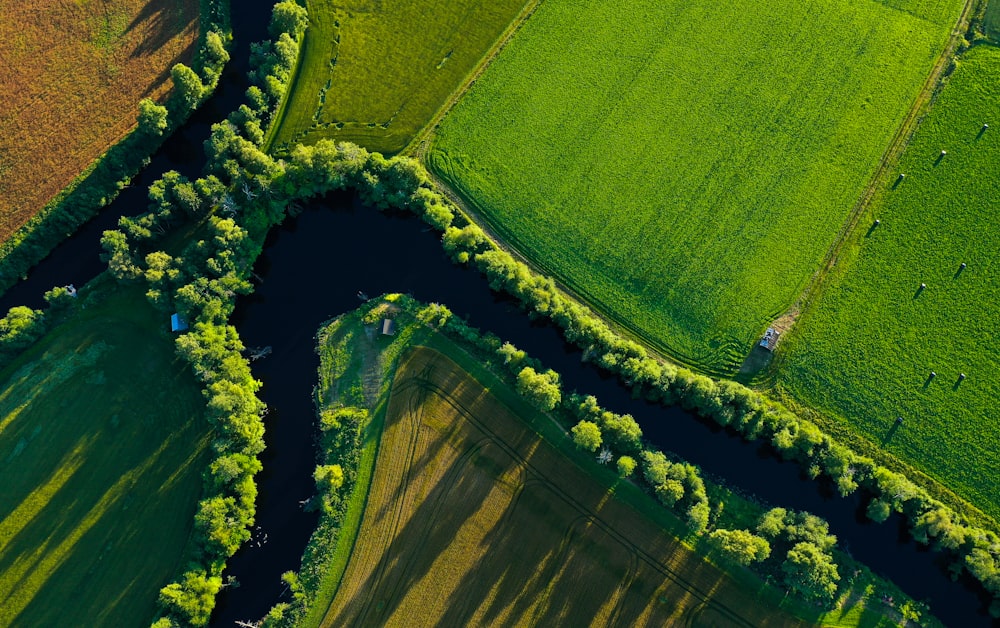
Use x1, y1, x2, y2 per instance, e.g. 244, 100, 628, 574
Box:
319, 347, 804, 626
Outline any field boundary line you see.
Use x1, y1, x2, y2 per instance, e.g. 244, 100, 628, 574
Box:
409, 351, 762, 626
406, 0, 544, 159
773, 0, 980, 349
421, 0, 996, 530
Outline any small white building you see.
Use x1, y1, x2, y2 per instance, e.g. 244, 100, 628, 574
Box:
381, 319, 396, 336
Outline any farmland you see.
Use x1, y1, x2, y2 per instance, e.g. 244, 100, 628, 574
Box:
0, 0, 199, 243
317, 344, 809, 627
267, 0, 531, 154
0, 281, 210, 626
428, 0, 967, 374
986, 0, 1000, 38
775, 45, 1000, 521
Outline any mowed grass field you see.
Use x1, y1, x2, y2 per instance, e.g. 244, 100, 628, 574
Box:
0, 0, 198, 241
428, 0, 966, 374
268, 0, 530, 154
775, 46, 1000, 520
0, 282, 211, 626
319, 345, 807, 627
985, 0, 1000, 38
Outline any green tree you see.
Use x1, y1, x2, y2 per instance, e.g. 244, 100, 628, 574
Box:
709, 529, 772, 565
515, 366, 561, 411
0, 306, 45, 356
571, 420, 602, 452
270, 0, 309, 37
204, 30, 230, 69
100, 229, 141, 280
314, 464, 344, 493
171, 63, 204, 112
866, 498, 892, 523
781, 541, 840, 602
157, 569, 222, 625
617, 455, 636, 477
138, 98, 168, 136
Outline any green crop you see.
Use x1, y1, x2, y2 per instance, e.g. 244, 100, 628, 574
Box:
429, 0, 964, 375
269, 0, 529, 154
777, 46, 1000, 520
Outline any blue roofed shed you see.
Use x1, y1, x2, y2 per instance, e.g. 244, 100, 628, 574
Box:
171, 313, 189, 333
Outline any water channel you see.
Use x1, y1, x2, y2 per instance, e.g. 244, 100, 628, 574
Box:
214, 198, 992, 627
0, 3, 993, 626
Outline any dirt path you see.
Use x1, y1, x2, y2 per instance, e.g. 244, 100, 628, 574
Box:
775, 0, 979, 337
406, 0, 544, 159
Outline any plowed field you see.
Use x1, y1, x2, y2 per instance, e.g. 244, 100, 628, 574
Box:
320, 346, 804, 627
0, 0, 198, 241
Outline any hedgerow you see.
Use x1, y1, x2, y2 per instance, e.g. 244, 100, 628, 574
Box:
92, 0, 998, 618
0, 0, 231, 300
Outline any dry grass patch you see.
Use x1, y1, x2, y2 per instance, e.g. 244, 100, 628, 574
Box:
320, 346, 805, 627
0, 0, 198, 240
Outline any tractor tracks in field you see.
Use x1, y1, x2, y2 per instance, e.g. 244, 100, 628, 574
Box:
407, 0, 544, 160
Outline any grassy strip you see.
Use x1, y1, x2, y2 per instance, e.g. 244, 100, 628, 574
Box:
0, 0, 230, 299
286, 310, 433, 628
264, 297, 940, 627
268, 0, 530, 155
427, 0, 967, 375
0, 278, 211, 626
775, 45, 1000, 521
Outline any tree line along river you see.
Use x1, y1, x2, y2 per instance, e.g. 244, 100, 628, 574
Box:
0, 2, 991, 624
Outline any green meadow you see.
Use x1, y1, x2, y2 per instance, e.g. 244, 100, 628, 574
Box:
985, 0, 1000, 38
428, 0, 966, 375
268, 0, 530, 154
776, 45, 1000, 520
0, 281, 210, 626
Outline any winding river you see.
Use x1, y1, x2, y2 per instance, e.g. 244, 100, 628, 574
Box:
0, 3, 993, 626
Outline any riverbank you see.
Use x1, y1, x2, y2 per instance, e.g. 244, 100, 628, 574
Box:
265, 296, 938, 627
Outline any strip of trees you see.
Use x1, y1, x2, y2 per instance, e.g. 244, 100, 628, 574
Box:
261, 295, 858, 626
91, 0, 999, 618
251, 138, 1000, 614
0, 0, 231, 297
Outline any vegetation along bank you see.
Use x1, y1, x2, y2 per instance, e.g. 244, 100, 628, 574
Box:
776, 44, 1000, 523
258, 297, 939, 627
428, 0, 968, 374
0, 0, 229, 296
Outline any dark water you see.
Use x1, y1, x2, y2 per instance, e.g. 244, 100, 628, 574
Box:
215, 197, 994, 627
0, 2, 993, 626
0, 5, 264, 313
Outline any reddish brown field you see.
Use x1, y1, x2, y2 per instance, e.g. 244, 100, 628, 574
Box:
322, 346, 806, 627
0, 0, 199, 241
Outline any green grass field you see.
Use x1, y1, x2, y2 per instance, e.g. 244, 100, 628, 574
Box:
428, 0, 966, 374
268, 0, 531, 154
775, 45, 1000, 521
284, 298, 940, 628
0, 281, 210, 626
985, 0, 1000, 38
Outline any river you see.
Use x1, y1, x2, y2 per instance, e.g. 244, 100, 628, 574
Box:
0, 3, 993, 627
217, 199, 992, 626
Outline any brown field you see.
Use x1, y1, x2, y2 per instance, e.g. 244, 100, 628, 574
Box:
0, 0, 199, 241
321, 346, 807, 627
